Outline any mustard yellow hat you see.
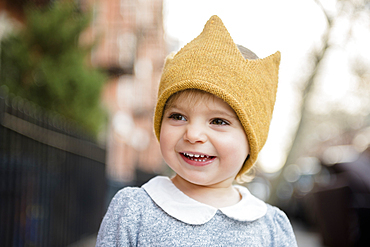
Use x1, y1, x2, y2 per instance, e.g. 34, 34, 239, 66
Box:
154, 15, 281, 177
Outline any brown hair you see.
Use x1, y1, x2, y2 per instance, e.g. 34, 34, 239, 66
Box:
236, 44, 259, 60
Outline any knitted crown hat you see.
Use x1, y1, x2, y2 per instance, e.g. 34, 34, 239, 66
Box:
154, 15, 281, 177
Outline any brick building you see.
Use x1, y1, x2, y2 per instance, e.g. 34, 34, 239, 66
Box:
91, 0, 167, 185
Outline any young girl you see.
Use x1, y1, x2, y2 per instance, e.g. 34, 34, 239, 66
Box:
96, 15, 297, 246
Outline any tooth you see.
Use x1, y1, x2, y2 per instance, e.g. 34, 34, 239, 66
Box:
194, 159, 198, 161
200, 155, 204, 158
194, 154, 199, 158
189, 153, 194, 157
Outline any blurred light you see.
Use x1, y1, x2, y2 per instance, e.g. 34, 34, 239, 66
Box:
117, 76, 135, 109
113, 112, 150, 150
296, 175, 314, 194
247, 177, 270, 201
134, 58, 153, 79
118, 32, 137, 68
322, 145, 359, 165
258, 146, 287, 173
352, 133, 369, 153
283, 164, 301, 183
277, 182, 294, 200
314, 167, 331, 187
347, 115, 365, 130
313, 122, 340, 142
130, 127, 150, 151
297, 156, 321, 175
113, 111, 135, 140
352, 127, 370, 152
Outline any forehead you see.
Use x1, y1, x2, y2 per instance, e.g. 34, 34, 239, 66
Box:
164, 89, 237, 117
164, 89, 227, 110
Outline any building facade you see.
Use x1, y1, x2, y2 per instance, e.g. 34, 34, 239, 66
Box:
91, 0, 167, 185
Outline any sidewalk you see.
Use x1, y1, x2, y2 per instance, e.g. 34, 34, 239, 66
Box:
67, 236, 97, 247
292, 220, 326, 247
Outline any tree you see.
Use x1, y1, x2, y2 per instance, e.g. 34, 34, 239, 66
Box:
0, 1, 107, 137
269, 0, 370, 205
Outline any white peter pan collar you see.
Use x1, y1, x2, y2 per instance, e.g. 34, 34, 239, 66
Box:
142, 176, 267, 225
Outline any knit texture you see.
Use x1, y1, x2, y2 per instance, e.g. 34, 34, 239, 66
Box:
153, 15, 281, 176
96, 187, 298, 246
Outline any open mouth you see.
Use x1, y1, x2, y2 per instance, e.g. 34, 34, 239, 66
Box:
180, 152, 216, 163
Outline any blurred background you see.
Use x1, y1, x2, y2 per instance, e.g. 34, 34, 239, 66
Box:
0, 0, 370, 246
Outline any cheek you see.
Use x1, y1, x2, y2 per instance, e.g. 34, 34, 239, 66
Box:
159, 124, 178, 155
159, 127, 182, 170
241, 134, 250, 157
159, 127, 170, 152
218, 134, 249, 162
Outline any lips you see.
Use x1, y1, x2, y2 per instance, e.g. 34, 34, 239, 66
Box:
180, 152, 216, 166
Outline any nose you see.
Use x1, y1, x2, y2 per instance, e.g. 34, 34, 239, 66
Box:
183, 122, 207, 144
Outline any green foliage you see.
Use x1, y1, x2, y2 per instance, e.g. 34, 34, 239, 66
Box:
0, 1, 107, 137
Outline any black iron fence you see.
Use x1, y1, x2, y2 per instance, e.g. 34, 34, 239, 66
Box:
0, 88, 106, 247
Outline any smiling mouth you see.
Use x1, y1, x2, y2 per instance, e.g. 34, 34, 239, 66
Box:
180, 152, 216, 162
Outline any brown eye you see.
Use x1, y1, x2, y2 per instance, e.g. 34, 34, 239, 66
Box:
211, 118, 229, 125
169, 113, 186, 121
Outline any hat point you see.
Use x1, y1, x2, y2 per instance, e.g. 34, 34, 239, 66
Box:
206, 15, 224, 26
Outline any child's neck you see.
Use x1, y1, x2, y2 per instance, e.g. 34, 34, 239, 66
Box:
171, 175, 241, 209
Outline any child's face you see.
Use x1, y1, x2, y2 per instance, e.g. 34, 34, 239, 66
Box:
160, 92, 249, 187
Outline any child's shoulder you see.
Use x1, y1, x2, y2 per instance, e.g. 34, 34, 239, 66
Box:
113, 185, 149, 201
260, 204, 297, 245
263, 203, 294, 229
108, 186, 152, 212
265, 203, 289, 219
115, 186, 146, 197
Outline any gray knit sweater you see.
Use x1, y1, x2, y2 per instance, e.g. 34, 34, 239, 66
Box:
96, 177, 297, 246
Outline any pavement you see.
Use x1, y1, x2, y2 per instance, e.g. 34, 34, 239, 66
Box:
67, 236, 97, 247
291, 221, 326, 247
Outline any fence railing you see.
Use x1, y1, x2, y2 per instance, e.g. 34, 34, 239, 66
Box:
0, 88, 106, 247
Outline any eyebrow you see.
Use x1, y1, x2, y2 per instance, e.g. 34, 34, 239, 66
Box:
166, 104, 238, 120
210, 109, 239, 120
164, 104, 180, 112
